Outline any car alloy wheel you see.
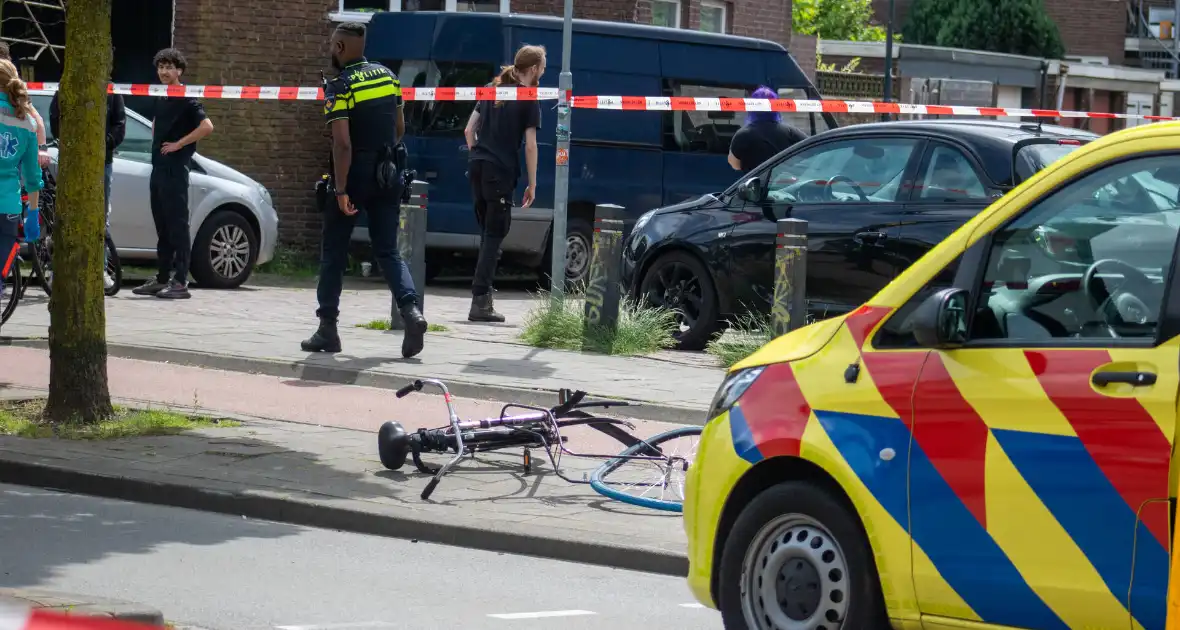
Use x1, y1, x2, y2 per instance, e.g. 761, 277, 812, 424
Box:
209, 223, 251, 281
646, 259, 704, 334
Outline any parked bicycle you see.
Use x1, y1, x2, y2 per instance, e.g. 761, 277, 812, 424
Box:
378, 379, 701, 511
24, 168, 122, 298
1, 205, 28, 329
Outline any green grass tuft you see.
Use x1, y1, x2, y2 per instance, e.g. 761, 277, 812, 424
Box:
0, 400, 239, 440
519, 290, 678, 355
356, 320, 449, 333
706, 311, 774, 368
255, 246, 321, 278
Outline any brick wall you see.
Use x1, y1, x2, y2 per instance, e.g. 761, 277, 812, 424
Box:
1043, 0, 1126, 64
173, 0, 335, 248
872, 0, 1126, 63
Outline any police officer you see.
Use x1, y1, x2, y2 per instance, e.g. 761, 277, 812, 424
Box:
302, 22, 427, 358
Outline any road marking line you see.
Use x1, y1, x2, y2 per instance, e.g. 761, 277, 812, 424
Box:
487, 610, 597, 619
275, 622, 398, 629
680, 603, 706, 609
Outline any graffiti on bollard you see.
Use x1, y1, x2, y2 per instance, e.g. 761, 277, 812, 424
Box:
772, 218, 807, 338
582, 204, 625, 351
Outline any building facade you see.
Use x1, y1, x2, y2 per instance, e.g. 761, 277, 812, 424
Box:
168, 0, 791, 247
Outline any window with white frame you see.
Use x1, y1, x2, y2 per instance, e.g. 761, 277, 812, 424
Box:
651, 0, 681, 28
699, 0, 726, 33
335, 0, 509, 19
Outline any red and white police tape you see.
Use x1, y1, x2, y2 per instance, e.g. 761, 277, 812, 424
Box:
0, 601, 156, 629
24, 82, 1180, 122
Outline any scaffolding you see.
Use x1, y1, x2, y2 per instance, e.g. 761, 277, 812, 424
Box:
2, 0, 65, 79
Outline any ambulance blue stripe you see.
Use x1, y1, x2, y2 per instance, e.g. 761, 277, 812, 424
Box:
815, 409, 1067, 630
727, 406, 763, 464
992, 428, 1168, 630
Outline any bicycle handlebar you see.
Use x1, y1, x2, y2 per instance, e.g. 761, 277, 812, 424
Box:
396, 380, 424, 398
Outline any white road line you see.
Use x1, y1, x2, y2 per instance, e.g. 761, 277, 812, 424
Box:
275, 623, 399, 630
487, 610, 597, 620
680, 603, 706, 608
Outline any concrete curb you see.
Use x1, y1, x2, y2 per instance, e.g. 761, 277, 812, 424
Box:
4, 338, 709, 425
0, 588, 165, 625
0, 456, 689, 579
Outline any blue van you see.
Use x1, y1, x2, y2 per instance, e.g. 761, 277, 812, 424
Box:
362, 11, 830, 285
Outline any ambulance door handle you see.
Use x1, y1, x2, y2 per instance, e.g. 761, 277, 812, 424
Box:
1092, 371, 1156, 387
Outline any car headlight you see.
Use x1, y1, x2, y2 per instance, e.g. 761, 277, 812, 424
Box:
706, 366, 765, 420
257, 184, 273, 207
632, 209, 656, 235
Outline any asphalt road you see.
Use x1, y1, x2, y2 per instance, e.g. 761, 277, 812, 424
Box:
0, 484, 719, 630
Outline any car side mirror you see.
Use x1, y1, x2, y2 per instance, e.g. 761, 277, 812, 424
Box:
737, 176, 764, 203
912, 288, 969, 349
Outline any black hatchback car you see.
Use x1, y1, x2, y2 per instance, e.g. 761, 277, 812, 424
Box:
620, 119, 1101, 350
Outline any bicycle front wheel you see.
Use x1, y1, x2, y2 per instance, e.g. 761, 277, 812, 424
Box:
589, 425, 702, 512
1, 255, 21, 327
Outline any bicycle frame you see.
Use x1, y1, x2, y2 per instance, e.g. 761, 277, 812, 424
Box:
383, 379, 697, 500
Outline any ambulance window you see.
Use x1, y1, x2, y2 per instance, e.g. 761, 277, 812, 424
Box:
968, 154, 1180, 342
874, 254, 963, 348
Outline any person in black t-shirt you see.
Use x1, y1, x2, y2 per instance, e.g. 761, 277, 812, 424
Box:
463, 44, 545, 323
132, 48, 214, 300
728, 85, 806, 176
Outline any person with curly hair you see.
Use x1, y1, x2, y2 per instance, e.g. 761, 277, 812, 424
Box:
133, 47, 214, 300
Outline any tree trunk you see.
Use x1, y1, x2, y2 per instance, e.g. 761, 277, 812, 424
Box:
44, 0, 113, 424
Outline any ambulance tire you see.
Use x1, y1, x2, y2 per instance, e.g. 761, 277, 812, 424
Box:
717, 481, 889, 630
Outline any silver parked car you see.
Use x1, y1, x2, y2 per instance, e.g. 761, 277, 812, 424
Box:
30, 90, 279, 288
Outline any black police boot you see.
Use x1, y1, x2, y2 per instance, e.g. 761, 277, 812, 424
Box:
398, 303, 427, 359
301, 317, 342, 353
468, 293, 505, 323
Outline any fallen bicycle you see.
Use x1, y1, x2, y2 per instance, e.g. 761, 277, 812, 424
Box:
376, 378, 701, 511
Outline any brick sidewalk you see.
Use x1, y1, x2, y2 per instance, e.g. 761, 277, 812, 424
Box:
2, 283, 724, 423
0, 348, 692, 575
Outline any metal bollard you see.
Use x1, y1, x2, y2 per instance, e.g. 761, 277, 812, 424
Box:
582, 204, 625, 350
772, 218, 808, 337
390, 180, 429, 330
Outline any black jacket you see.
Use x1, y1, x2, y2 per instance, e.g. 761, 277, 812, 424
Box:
49, 91, 126, 164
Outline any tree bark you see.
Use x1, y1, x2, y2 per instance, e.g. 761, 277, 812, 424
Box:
45, 0, 114, 424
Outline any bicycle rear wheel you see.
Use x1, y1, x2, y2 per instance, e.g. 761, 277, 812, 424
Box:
589, 425, 702, 512
104, 234, 121, 296
1, 255, 22, 327
29, 185, 54, 296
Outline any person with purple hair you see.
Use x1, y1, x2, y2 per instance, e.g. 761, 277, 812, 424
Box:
728, 85, 807, 175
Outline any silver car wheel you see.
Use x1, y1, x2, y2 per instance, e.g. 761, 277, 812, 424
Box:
210, 224, 251, 280
741, 514, 851, 630
565, 232, 590, 281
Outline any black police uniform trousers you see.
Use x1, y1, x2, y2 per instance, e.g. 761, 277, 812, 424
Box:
469, 159, 514, 297
149, 162, 191, 284
316, 180, 418, 322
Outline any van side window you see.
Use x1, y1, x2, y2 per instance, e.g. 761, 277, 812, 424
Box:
377, 59, 497, 138
662, 80, 752, 155
874, 253, 964, 348
423, 61, 497, 137
379, 59, 431, 135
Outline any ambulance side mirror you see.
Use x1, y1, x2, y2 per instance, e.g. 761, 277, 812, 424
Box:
912, 288, 969, 349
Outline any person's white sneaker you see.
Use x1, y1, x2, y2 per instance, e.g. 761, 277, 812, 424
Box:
103, 272, 114, 290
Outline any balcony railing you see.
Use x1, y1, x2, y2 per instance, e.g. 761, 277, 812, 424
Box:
1127, 0, 1180, 76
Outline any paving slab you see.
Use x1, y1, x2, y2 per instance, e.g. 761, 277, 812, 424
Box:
2, 283, 724, 423
0, 348, 695, 576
